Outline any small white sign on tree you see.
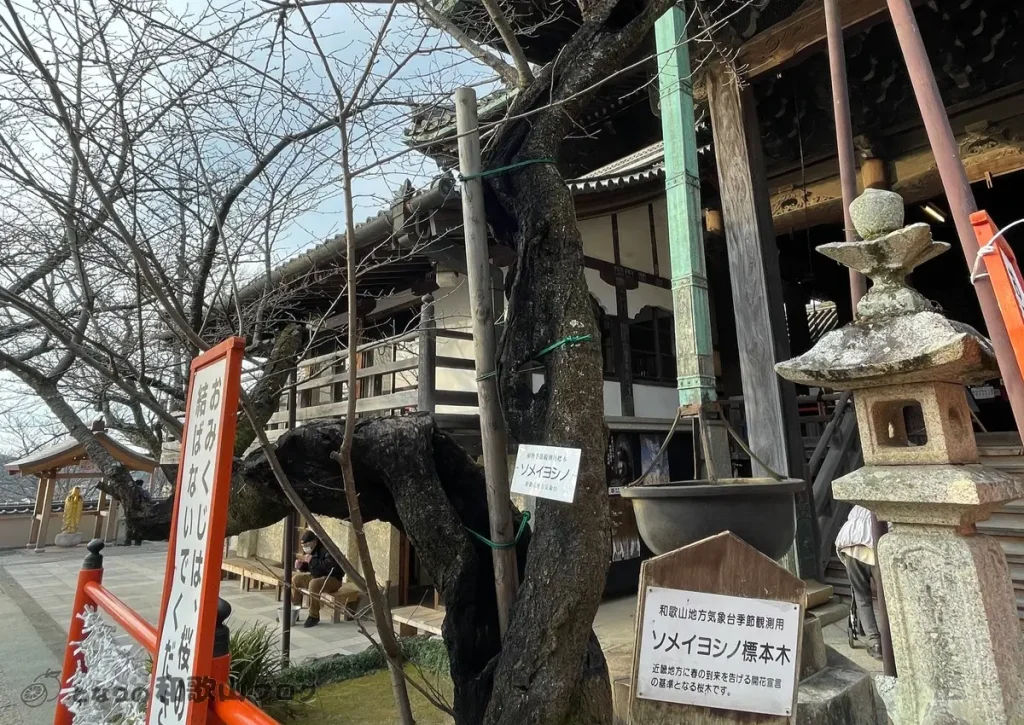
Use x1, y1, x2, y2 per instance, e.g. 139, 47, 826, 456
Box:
510, 444, 581, 503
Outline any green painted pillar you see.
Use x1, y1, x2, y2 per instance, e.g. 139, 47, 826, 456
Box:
655, 7, 717, 411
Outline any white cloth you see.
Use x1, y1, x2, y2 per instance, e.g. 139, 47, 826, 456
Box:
835, 505, 875, 558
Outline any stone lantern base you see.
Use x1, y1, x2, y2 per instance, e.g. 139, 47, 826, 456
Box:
835, 466, 1024, 724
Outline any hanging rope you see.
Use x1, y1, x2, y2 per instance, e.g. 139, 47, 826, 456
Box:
465, 511, 531, 549
625, 403, 787, 486
459, 157, 555, 182
970, 218, 1024, 283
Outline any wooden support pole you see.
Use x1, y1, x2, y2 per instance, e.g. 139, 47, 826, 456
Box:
281, 370, 298, 667
454, 86, 518, 638
707, 63, 807, 575
823, 1, 896, 674
885, 0, 1024, 439
824, 0, 867, 308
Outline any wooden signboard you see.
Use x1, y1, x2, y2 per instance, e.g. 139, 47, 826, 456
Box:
628, 532, 806, 724
147, 338, 245, 725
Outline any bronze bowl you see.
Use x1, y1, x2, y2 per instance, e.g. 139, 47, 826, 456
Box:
620, 478, 805, 559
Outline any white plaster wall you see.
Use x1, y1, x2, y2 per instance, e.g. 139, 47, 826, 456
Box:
579, 215, 614, 262
586, 268, 616, 314
633, 383, 677, 419
604, 381, 623, 416
651, 197, 671, 278
626, 282, 673, 319
616, 204, 655, 274
433, 278, 478, 414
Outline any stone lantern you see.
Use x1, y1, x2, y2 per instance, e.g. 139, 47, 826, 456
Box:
776, 188, 1024, 724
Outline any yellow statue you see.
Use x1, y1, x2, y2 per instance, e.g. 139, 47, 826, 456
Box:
62, 486, 84, 534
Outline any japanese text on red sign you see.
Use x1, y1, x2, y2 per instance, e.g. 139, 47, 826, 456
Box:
148, 359, 227, 725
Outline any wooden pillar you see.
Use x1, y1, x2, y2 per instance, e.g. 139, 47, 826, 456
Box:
27, 475, 47, 548
708, 63, 806, 572
34, 473, 56, 552
861, 158, 888, 190
611, 214, 636, 417
92, 489, 108, 540
104, 496, 120, 543
417, 294, 436, 413
707, 64, 803, 477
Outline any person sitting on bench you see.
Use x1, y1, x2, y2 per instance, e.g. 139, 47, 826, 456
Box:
292, 530, 343, 628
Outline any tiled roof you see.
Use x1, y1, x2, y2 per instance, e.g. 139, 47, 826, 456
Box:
567, 142, 665, 194
0, 497, 169, 517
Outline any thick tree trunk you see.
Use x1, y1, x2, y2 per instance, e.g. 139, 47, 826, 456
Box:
483, 141, 613, 724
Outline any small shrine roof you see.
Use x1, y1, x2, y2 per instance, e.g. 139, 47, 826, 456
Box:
6, 432, 156, 477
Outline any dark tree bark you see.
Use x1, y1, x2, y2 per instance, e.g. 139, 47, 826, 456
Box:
130, 415, 531, 723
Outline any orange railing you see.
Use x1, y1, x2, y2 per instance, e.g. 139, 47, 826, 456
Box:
55, 539, 280, 725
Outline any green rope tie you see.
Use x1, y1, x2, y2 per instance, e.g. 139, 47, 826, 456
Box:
475, 334, 593, 381
534, 334, 592, 357
465, 511, 531, 549
459, 157, 555, 182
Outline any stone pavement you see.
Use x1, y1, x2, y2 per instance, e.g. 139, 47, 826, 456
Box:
0, 542, 376, 725
0, 543, 881, 725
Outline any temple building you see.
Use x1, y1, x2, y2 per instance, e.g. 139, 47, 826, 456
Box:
223, 0, 1024, 620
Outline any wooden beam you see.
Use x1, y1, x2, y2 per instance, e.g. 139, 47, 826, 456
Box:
266, 389, 419, 424
295, 357, 419, 392
737, 0, 923, 80
707, 63, 804, 483
769, 130, 1024, 232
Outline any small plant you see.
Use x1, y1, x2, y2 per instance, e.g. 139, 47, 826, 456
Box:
229, 621, 281, 705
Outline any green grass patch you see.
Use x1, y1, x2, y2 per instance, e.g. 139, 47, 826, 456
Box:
286, 666, 454, 724
278, 635, 450, 692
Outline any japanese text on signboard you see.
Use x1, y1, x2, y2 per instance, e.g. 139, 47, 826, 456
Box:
148, 359, 228, 725
510, 444, 581, 503
636, 587, 801, 717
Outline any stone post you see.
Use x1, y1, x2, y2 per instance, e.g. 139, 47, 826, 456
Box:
776, 188, 1024, 724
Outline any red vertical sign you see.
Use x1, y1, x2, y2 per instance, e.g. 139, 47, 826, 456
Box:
147, 338, 245, 725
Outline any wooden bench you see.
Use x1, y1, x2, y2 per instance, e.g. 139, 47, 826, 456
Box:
221, 557, 286, 599
391, 604, 446, 637
297, 582, 361, 623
